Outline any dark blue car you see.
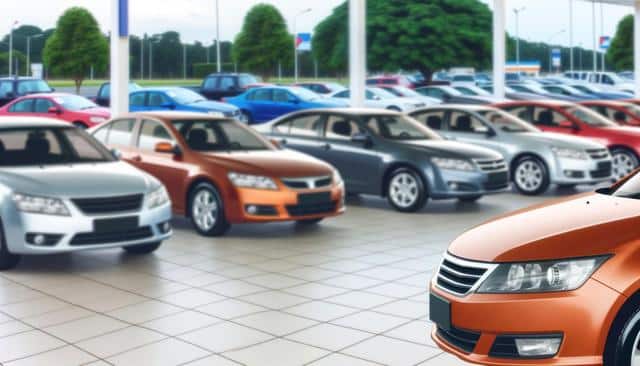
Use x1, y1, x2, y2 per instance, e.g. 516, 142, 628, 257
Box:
224, 86, 347, 124
129, 87, 242, 120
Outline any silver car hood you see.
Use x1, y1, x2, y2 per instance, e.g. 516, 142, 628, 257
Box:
402, 140, 502, 160
0, 161, 157, 198
518, 132, 606, 150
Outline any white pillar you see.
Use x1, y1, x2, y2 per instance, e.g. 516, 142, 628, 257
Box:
634, 0, 640, 97
110, 0, 130, 116
349, 0, 366, 108
569, 0, 574, 72
216, 0, 221, 73
493, 0, 506, 99
592, 1, 597, 72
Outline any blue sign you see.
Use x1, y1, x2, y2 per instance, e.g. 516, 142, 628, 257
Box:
551, 48, 562, 68
118, 0, 129, 37
600, 36, 611, 50
296, 33, 312, 51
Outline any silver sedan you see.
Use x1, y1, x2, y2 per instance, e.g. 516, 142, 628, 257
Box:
0, 117, 172, 270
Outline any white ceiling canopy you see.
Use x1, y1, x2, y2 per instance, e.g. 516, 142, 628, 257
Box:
579, 0, 634, 5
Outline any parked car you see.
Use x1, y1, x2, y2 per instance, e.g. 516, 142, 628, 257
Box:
366, 75, 420, 89
225, 86, 346, 124
541, 85, 599, 100
409, 106, 612, 195
377, 85, 441, 105
91, 112, 344, 236
429, 171, 640, 365
495, 100, 640, 180
257, 108, 509, 212
0, 93, 110, 129
0, 117, 172, 270
129, 87, 242, 120
580, 100, 640, 127
0, 77, 54, 107
473, 84, 545, 101
295, 82, 346, 95
93, 82, 142, 107
416, 85, 507, 105
449, 73, 477, 87
508, 83, 581, 101
330, 87, 427, 112
195, 73, 261, 101
587, 72, 635, 93
568, 83, 632, 100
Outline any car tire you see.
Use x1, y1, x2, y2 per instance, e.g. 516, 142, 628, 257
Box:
611, 148, 639, 182
386, 168, 428, 213
458, 195, 483, 203
296, 218, 324, 225
387, 106, 402, 112
0, 219, 21, 271
189, 182, 231, 237
123, 242, 162, 255
512, 156, 550, 196
73, 122, 87, 129
239, 110, 253, 124
604, 294, 640, 365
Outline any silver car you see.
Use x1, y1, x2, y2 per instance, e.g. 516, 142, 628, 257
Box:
0, 117, 172, 270
409, 106, 613, 195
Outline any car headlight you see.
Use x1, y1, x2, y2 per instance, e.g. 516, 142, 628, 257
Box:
332, 169, 343, 185
90, 116, 107, 124
552, 147, 588, 160
12, 193, 70, 216
147, 186, 170, 209
477, 256, 609, 294
431, 157, 475, 171
228, 172, 278, 190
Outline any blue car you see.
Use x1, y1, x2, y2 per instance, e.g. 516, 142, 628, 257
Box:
129, 87, 242, 120
569, 83, 633, 100
224, 86, 347, 124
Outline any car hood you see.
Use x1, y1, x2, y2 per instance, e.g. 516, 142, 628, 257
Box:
308, 99, 349, 108
519, 131, 606, 150
0, 161, 157, 198
200, 149, 334, 178
449, 193, 640, 262
400, 140, 502, 160
189, 100, 238, 112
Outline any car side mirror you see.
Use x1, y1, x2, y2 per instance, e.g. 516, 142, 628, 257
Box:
155, 141, 181, 156
110, 148, 122, 160
48, 106, 61, 115
486, 128, 497, 138
269, 139, 282, 149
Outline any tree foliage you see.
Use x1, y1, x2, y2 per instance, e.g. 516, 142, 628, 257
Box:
233, 4, 293, 80
43, 7, 108, 93
607, 15, 633, 71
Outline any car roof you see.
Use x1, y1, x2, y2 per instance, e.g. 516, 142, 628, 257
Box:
14, 92, 80, 99
412, 105, 495, 112
0, 117, 70, 129
279, 108, 401, 116
115, 111, 231, 121
495, 100, 574, 107
206, 73, 252, 77
134, 87, 184, 93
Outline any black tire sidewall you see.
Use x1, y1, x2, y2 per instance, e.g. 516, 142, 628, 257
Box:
387, 168, 428, 213
0, 218, 20, 270
189, 183, 230, 237
512, 156, 550, 196
605, 296, 640, 366
612, 148, 639, 181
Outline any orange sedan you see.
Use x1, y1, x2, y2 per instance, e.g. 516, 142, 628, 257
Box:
430, 171, 640, 365
91, 112, 344, 236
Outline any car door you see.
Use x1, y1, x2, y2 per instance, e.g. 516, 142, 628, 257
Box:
147, 92, 173, 111
200, 76, 218, 100
33, 98, 58, 119
246, 88, 273, 122
531, 106, 579, 135
217, 76, 237, 100
270, 113, 328, 157
320, 114, 384, 194
272, 90, 302, 119
444, 110, 497, 149
129, 92, 147, 112
94, 118, 139, 160
6, 99, 35, 117
96, 84, 110, 106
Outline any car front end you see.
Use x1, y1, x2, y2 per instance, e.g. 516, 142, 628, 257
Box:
427, 157, 511, 199
547, 146, 612, 185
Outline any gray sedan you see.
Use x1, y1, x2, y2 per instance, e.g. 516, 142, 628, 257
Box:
409, 106, 613, 195
0, 118, 172, 270
256, 108, 509, 212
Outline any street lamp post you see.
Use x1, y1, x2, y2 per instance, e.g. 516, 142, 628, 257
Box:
149, 38, 159, 79
8, 21, 17, 77
183, 44, 187, 80
293, 8, 312, 83
215, 0, 221, 73
513, 7, 525, 65
26, 34, 43, 77
569, 0, 574, 72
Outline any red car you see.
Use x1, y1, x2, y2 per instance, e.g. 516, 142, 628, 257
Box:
580, 100, 640, 127
366, 75, 418, 89
0, 93, 110, 128
495, 100, 640, 181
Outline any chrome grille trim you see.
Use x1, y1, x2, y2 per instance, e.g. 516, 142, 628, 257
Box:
435, 253, 498, 297
586, 148, 610, 160
281, 176, 332, 190
473, 159, 508, 173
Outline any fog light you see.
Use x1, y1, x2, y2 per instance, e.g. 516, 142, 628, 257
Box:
448, 182, 459, 191
563, 170, 584, 179
33, 234, 45, 246
162, 222, 171, 233
246, 205, 258, 215
515, 337, 562, 357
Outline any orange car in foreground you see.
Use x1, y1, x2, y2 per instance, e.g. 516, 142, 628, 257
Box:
91, 112, 344, 236
430, 171, 640, 365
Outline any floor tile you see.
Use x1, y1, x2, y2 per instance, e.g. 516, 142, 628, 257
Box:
373, 299, 428, 319
234, 311, 318, 336
224, 338, 329, 366
21, 306, 94, 328
203, 280, 267, 297
179, 321, 273, 352
107, 338, 210, 366
325, 291, 393, 309
77, 326, 166, 358
321, 274, 384, 290
385, 321, 435, 346
142, 310, 220, 336
0, 297, 69, 319
4, 345, 97, 366
283, 282, 349, 300
158, 288, 225, 308
107, 300, 182, 324
183, 355, 242, 365
342, 336, 441, 366
196, 299, 266, 320
240, 290, 309, 310
307, 353, 382, 366
287, 323, 372, 351
0, 330, 66, 363
243, 273, 306, 290
0, 320, 32, 337
417, 352, 475, 365
44, 314, 128, 343
331, 311, 409, 334
284, 301, 359, 322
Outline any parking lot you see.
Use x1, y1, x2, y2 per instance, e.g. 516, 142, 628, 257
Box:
0, 189, 586, 366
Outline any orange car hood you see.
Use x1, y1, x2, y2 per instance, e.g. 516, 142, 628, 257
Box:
449, 193, 640, 262
200, 150, 333, 178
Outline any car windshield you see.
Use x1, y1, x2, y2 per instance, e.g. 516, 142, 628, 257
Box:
289, 87, 321, 101
610, 172, 640, 198
325, 83, 346, 92
368, 87, 398, 99
172, 119, 271, 152
363, 115, 442, 141
622, 104, 640, 118
452, 75, 475, 82
456, 86, 491, 96
55, 95, 98, 111
437, 86, 464, 96
0, 127, 114, 167
392, 87, 421, 97
166, 89, 206, 105
476, 109, 539, 133
561, 106, 617, 127
17, 80, 51, 94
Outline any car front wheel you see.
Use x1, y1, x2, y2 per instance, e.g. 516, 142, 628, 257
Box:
189, 183, 230, 236
386, 168, 428, 213
604, 296, 640, 366
0, 221, 21, 270
512, 156, 550, 195
611, 148, 639, 181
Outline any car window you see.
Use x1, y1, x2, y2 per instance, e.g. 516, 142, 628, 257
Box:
273, 90, 290, 103
275, 114, 325, 137
219, 77, 235, 90
172, 119, 270, 151
364, 115, 439, 140
325, 115, 363, 140
203, 76, 217, 90
9, 99, 33, 113
99, 84, 111, 98
16, 80, 51, 95
603, 75, 614, 85
130, 93, 146, 107
334, 90, 349, 98
423, 88, 444, 99
148, 92, 169, 107
33, 98, 55, 113
503, 105, 531, 121
448, 112, 489, 134
0, 82, 12, 98
92, 124, 110, 143
107, 119, 136, 146
531, 107, 569, 127
238, 75, 259, 88
411, 110, 446, 130
137, 120, 175, 151
248, 89, 272, 101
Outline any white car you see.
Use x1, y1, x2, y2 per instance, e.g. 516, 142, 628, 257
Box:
329, 87, 427, 112
587, 72, 635, 94
378, 86, 441, 106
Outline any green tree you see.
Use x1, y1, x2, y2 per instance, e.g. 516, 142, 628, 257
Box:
233, 4, 293, 79
0, 51, 27, 76
607, 15, 633, 71
43, 7, 108, 93
313, 0, 492, 80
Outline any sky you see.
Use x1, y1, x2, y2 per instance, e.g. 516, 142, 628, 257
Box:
0, 0, 634, 49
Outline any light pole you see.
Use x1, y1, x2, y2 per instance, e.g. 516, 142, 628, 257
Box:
569, 0, 574, 72
592, 1, 597, 72
140, 35, 145, 80
183, 43, 187, 80
547, 29, 566, 73
148, 38, 159, 79
8, 21, 18, 77
513, 7, 525, 65
600, 1, 605, 72
215, 0, 221, 72
26, 33, 43, 76
293, 8, 312, 83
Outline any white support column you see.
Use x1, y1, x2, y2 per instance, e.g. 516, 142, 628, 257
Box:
635, 0, 640, 97
493, 0, 506, 99
110, 0, 130, 116
349, 0, 366, 108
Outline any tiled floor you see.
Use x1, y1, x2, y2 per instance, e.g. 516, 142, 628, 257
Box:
0, 190, 583, 365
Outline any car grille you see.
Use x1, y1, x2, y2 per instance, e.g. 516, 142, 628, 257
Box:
591, 161, 612, 179
70, 227, 153, 246
286, 201, 337, 217
281, 176, 332, 190
474, 159, 508, 173
436, 254, 495, 296
484, 171, 510, 190
72, 194, 143, 214
489, 335, 520, 358
436, 326, 481, 354
587, 148, 609, 160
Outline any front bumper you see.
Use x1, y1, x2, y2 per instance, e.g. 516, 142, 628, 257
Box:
2, 201, 172, 255
429, 279, 623, 366
429, 168, 510, 200
550, 157, 612, 185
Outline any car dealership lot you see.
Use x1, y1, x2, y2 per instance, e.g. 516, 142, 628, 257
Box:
0, 189, 587, 366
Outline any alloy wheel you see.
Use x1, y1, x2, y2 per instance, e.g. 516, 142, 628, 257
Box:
389, 172, 419, 208
515, 160, 543, 192
192, 189, 218, 231
632, 331, 640, 366
612, 151, 637, 181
